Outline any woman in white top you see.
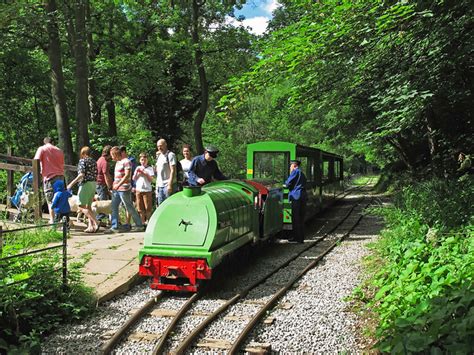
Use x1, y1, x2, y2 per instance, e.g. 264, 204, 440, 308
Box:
132, 153, 155, 224
180, 144, 193, 185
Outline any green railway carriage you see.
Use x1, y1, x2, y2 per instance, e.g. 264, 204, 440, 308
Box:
246, 141, 344, 228
139, 180, 283, 292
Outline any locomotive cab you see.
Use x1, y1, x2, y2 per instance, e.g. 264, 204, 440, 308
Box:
244, 180, 283, 239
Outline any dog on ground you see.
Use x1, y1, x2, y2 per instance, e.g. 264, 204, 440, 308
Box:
91, 200, 112, 215
91, 200, 112, 225
68, 195, 85, 223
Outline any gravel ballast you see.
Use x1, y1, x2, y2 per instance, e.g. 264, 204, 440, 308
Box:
41, 196, 382, 354
243, 216, 382, 353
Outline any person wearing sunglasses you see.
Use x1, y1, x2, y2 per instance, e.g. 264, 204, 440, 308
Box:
187, 145, 227, 186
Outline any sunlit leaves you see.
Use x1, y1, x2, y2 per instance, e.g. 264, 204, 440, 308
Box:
220, 0, 473, 174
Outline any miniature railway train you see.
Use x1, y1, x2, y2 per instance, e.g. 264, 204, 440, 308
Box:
139, 141, 344, 291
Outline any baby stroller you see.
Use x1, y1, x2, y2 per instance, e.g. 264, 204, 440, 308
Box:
9, 171, 34, 222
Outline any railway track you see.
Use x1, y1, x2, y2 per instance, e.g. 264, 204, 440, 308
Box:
101, 188, 371, 354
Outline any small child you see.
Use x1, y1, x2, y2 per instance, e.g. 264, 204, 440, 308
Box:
51, 179, 72, 225
132, 152, 155, 224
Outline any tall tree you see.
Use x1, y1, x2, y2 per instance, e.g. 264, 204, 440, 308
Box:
86, 0, 101, 128
44, 0, 74, 164
190, 0, 209, 154
170, 0, 247, 153
65, 0, 90, 149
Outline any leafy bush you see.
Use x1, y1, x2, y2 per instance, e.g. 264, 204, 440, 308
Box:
356, 177, 474, 353
0, 228, 95, 353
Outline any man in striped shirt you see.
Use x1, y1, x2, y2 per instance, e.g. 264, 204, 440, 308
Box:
105, 146, 144, 233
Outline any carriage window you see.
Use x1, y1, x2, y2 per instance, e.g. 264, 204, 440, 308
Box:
322, 160, 329, 181
253, 152, 290, 182
296, 156, 313, 183
307, 157, 315, 183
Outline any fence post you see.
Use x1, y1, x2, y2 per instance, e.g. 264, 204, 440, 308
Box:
62, 217, 68, 289
6, 147, 14, 208
32, 159, 42, 221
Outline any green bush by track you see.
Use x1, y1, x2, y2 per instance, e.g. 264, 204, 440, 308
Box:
355, 177, 474, 353
0, 226, 95, 353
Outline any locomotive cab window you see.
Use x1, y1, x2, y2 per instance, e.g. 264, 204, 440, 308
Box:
253, 152, 290, 182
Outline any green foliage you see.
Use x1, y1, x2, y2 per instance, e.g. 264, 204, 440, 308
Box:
0, 0, 255, 159
221, 0, 473, 176
0, 228, 95, 352
392, 178, 474, 228
355, 177, 474, 352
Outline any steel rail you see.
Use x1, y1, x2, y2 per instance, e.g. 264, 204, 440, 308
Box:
171, 196, 366, 355
101, 292, 164, 355
229, 203, 370, 354
152, 291, 203, 355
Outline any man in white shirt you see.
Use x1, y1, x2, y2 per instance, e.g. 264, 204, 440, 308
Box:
155, 139, 176, 205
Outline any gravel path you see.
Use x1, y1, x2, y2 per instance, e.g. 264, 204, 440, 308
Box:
41, 194, 383, 354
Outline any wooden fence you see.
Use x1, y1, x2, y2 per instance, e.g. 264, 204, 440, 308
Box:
0, 150, 77, 220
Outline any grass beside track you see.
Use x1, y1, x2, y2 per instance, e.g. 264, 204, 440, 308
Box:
351, 174, 380, 186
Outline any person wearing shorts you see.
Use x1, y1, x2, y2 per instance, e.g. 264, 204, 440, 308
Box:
34, 137, 65, 223
67, 146, 99, 233
96, 145, 113, 221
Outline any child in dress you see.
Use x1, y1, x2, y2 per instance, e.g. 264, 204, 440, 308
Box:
132, 152, 155, 224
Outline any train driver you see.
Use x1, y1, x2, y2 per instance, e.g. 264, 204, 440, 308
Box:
284, 159, 307, 243
187, 145, 228, 186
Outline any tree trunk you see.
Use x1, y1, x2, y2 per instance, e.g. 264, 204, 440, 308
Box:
86, 0, 101, 127
425, 105, 443, 175
105, 93, 117, 137
72, 0, 90, 149
385, 135, 415, 172
191, 0, 208, 155
45, 0, 75, 165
